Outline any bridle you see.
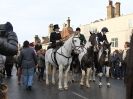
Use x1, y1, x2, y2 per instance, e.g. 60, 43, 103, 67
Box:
55, 35, 81, 65
71, 36, 81, 52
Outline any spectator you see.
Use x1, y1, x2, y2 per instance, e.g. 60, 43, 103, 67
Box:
37, 49, 45, 81
111, 50, 121, 79
18, 40, 37, 90
122, 42, 130, 79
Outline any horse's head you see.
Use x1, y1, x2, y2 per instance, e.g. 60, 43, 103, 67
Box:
89, 32, 99, 52
71, 34, 81, 54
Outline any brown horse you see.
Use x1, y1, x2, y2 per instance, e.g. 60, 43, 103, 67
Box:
126, 33, 133, 99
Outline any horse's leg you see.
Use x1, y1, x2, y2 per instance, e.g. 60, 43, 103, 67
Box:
67, 70, 72, 83
98, 65, 103, 88
52, 66, 56, 85
64, 65, 70, 90
86, 68, 91, 88
92, 68, 96, 82
80, 69, 85, 86
72, 67, 75, 83
89, 69, 93, 81
58, 65, 63, 90
45, 63, 49, 85
90, 68, 96, 82
98, 72, 103, 88
106, 66, 111, 88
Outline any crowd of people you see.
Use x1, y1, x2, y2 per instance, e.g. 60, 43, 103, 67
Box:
110, 42, 129, 80
0, 22, 132, 99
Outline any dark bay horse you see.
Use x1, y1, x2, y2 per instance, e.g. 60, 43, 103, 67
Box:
89, 32, 112, 88
98, 42, 111, 87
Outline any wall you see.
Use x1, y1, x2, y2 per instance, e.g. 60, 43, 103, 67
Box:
80, 14, 133, 52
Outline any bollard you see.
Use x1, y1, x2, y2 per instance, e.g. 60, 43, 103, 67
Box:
0, 84, 8, 99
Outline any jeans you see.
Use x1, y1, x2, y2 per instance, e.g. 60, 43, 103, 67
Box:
22, 68, 34, 87
23, 75, 33, 86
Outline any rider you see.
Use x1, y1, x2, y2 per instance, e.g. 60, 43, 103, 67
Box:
50, 24, 63, 66
50, 24, 62, 49
94, 27, 109, 75
97, 27, 109, 45
76, 27, 86, 46
71, 27, 86, 73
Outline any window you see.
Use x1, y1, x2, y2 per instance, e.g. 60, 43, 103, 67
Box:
111, 38, 118, 47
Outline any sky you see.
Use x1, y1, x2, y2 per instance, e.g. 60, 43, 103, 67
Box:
0, 0, 132, 44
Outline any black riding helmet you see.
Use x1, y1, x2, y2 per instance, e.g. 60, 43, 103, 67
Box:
101, 27, 109, 32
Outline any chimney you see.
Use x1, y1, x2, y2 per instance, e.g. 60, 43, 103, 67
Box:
34, 35, 41, 44
109, 0, 112, 5
67, 17, 70, 27
115, 2, 121, 17
48, 24, 53, 36
107, 0, 115, 19
63, 23, 67, 27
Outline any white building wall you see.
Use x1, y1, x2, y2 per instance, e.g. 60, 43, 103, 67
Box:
80, 13, 133, 52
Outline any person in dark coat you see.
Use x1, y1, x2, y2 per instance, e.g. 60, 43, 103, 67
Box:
123, 42, 130, 80
5, 56, 14, 77
76, 27, 86, 46
0, 22, 18, 99
49, 24, 62, 66
71, 27, 86, 73
35, 41, 42, 52
0, 22, 18, 56
126, 33, 133, 99
37, 49, 45, 81
50, 24, 62, 49
18, 40, 37, 90
97, 27, 109, 45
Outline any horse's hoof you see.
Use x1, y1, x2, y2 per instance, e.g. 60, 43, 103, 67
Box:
86, 85, 90, 88
107, 85, 111, 88
99, 83, 102, 88
107, 83, 111, 88
99, 85, 102, 88
89, 80, 92, 82
72, 80, 75, 83
64, 87, 68, 90
93, 80, 96, 82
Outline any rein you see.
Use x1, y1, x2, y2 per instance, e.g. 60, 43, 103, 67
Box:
55, 35, 81, 65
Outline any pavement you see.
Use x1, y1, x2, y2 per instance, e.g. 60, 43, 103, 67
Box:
4, 68, 126, 99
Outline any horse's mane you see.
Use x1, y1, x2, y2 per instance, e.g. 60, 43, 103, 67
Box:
127, 33, 133, 75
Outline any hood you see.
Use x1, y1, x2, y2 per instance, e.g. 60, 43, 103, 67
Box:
5, 22, 13, 32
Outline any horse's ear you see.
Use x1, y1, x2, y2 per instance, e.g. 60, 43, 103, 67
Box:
90, 32, 92, 35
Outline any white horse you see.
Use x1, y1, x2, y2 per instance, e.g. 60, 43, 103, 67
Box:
78, 41, 94, 88
45, 34, 81, 90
